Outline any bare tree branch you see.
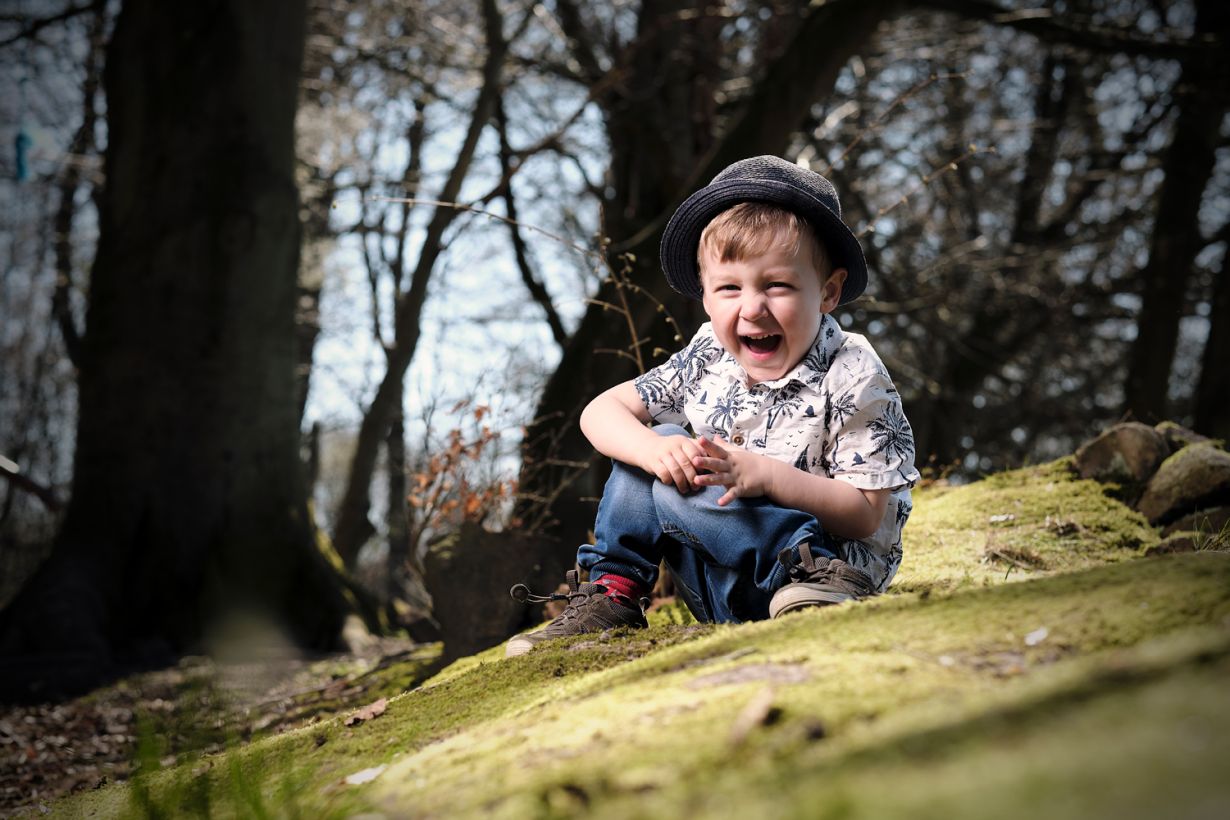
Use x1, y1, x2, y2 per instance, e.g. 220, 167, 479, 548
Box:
0, 454, 61, 511
50, 0, 107, 369
495, 95, 569, 348
546, 0, 606, 85
0, 1, 94, 49
1036, 95, 1177, 244
391, 97, 428, 295
332, 0, 511, 567
355, 179, 388, 352
918, 0, 1217, 59
613, 0, 891, 254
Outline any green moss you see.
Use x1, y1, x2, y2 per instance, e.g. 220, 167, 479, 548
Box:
1159, 439, 1224, 469
572, 629, 1230, 820
646, 599, 698, 627
51, 463, 1227, 819
358, 553, 1230, 818
894, 459, 1156, 594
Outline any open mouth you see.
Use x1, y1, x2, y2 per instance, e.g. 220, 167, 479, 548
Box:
740, 333, 782, 357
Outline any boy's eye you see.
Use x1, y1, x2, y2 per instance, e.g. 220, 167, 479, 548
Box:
768, 281, 793, 290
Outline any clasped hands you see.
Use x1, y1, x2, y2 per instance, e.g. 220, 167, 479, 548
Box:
640, 434, 773, 506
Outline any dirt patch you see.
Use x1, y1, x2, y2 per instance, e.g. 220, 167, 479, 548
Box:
689, 662, 811, 689
0, 641, 436, 815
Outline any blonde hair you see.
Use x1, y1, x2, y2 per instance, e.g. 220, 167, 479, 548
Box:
697, 202, 831, 279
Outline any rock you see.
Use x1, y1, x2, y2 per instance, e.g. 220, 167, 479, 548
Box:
1144, 533, 1200, 557
1153, 421, 1210, 454
1161, 506, 1230, 538
1073, 423, 1169, 485
1136, 443, 1230, 525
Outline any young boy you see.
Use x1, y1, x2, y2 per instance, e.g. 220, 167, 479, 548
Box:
506, 155, 919, 657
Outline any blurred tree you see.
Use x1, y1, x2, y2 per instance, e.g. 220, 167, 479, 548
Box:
0, 0, 109, 610
0, 0, 348, 699
298, 0, 511, 571
1194, 261, 1229, 438
802, 0, 1209, 471
1122, 0, 1229, 423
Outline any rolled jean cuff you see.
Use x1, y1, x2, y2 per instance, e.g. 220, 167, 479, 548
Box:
582, 559, 656, 589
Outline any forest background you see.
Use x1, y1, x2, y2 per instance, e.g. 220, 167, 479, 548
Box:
0, 0, 1226, 696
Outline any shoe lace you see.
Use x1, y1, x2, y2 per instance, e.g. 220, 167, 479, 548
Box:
510, 570, 649, 616
779, 546, 875, 596
509, 584, 572, 606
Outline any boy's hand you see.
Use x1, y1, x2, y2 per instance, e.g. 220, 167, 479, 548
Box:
691, 436, 775, 506
639, 435, 704, 494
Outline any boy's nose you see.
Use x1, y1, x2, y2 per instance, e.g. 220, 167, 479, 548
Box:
739, 292, 769, 320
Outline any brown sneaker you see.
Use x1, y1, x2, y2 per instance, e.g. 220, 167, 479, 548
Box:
769, 547, 876, 618
505, 570, 648, 658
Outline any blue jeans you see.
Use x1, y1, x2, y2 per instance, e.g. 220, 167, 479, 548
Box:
577, 424, 835, 623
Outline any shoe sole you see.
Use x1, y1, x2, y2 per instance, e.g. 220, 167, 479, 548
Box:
505, 620, 650, 658
505, 636, 535, 658
769, 585, 855, 618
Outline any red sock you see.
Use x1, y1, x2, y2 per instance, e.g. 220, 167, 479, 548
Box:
594, 573, 646, 605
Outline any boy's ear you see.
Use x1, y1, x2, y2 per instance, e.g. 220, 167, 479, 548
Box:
820, 267, 848, 313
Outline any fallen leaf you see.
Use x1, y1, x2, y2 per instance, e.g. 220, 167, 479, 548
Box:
344, 697, 388, 727
343, 764, 387, 785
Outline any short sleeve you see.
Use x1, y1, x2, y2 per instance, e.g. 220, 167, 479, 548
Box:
825, 367, 920, 491
634, 323, 723, 427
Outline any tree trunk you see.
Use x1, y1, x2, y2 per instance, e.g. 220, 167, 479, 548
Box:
911, 48, 1077, 468
1194, 263, 1230, 438
386, 405, 410, 601
1122, 0, 1229, 423
0, 0, 347, 700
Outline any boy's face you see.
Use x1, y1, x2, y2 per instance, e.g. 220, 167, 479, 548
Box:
700, 239, 846, 385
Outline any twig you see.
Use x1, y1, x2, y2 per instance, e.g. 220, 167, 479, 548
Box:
494, 95, 569, 347
592, 347, 642, 365
611, 263, 644, 373
611, 273, 685, 346
857, 144, 997, 238
539, 458, 594, 469
821, 72, 967, 175
0, 454, 61, 511
984, 547, 1033, 571
364, 196, 602, 263
0, 1, 96, 49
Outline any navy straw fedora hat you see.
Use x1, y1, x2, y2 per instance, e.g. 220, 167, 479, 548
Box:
660, 155, 868, 305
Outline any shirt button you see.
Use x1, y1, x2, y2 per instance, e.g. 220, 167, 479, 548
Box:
732, 434, 745, 446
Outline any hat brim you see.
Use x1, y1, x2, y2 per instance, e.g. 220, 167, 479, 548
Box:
659, 178, 868, 305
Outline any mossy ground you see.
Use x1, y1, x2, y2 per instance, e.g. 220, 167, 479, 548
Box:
893, 458, 1155, 593
51, 460, 1230, 818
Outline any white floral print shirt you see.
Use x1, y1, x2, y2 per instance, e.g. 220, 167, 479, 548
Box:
633, 313, 920, 591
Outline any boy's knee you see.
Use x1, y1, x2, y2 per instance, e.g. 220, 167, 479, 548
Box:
651, 423, 690, 438
606, 456, 651, 491
651, 479, 723, 517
